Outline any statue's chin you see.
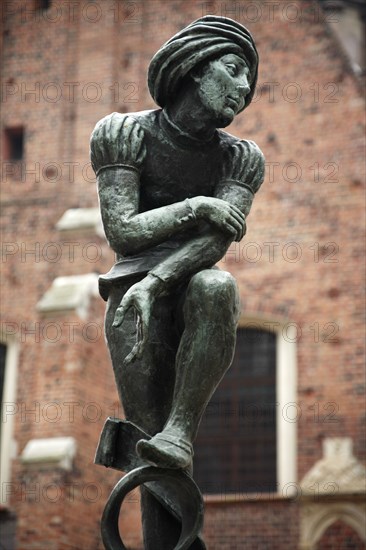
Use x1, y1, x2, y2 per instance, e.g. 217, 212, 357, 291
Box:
210, 103, 238, 128
214, 112, 235, 128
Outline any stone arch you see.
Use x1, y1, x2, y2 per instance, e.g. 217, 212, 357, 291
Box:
300, 503, 366, 550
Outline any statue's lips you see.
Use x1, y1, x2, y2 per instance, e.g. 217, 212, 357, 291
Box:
226, 95, 244, 112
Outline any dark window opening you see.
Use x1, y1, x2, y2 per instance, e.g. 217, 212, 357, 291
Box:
3, 127, 24, 161
34, 0, 51, 10
0, 511, 17, 550
193, 328, 277, 494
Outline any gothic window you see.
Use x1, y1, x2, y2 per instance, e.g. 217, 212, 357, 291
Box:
193, 327, 277, 494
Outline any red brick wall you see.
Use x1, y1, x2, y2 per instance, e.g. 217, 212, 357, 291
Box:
204, 499, 299, 549
1, 1, 364, 548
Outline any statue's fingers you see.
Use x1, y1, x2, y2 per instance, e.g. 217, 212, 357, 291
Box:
135, 330, 148, 359
230, 202, 243, 213
235, 220, 247, 242
135, 308, 150, 359
221, 221, 237, 238
135, 333, 147, 359
224, 215, 243, 236
220, 206, 244, 232
124, 342, 139, 365
112, 301, 131, 327
241, 221, 247, 240
136, 313, 143, 343
229, 212, 245, 231
228, 204, 245, 221
223, 205, 245, 231
224, 215, 246, 241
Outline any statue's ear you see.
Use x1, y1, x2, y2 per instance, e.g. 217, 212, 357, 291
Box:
189, 62, 207, 84
190, 71, 201, 84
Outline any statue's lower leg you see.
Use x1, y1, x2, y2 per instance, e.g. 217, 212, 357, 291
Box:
137, 269, 239, 469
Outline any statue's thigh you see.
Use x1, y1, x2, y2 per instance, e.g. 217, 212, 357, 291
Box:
105, 278, 182, 435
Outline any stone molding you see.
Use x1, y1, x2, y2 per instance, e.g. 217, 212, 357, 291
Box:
56, 207, 105, 238
0, 331, 19, 507
36, 273, 99, 319
21, 436, 77, 471
300, 438, 366, 495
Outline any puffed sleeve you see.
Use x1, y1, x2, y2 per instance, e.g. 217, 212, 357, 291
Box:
216, 139, 265, 216
90, 112, 146, 176
222, 139, 265, 193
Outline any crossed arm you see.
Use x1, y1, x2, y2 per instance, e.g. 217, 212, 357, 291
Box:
98, 166, 252, 362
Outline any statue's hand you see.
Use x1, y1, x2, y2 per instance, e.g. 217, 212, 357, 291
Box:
112, 274, 162, 364
190, 196, 246, 241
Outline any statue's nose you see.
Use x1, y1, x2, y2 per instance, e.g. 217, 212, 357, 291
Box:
237, 83, 250, 97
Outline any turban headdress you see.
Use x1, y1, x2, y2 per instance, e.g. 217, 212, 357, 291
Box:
148, 15, 259, 113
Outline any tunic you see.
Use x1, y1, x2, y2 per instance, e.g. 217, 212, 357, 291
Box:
90, 109, 265, 300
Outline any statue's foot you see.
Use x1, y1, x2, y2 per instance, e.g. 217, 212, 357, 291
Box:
136, 432, 193, 470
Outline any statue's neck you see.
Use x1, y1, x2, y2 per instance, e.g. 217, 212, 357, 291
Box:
162, 110, 217, 147
165, 87, 217, 142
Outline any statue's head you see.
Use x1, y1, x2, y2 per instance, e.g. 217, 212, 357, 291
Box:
148, 16, 258, 127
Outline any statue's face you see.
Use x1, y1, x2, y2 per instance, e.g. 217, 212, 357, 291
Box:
195, 53, 251, 127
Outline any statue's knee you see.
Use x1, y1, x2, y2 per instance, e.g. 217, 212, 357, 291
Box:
186, 270, 239, 319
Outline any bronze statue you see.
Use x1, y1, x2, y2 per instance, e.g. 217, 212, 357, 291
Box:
91, 16, 264, 550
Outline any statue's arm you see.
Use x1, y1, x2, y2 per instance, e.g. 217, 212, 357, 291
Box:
97, 168, 198, 256
97, 167, 247, 256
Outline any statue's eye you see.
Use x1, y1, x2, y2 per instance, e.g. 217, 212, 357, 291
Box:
225, 63, 238, 76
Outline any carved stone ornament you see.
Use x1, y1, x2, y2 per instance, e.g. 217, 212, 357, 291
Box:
300, 438, 366, 495
299, 438, 366, 550
90, 16, 265, 549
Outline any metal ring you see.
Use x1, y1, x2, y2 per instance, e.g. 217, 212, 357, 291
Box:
101, 465, 204, 550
